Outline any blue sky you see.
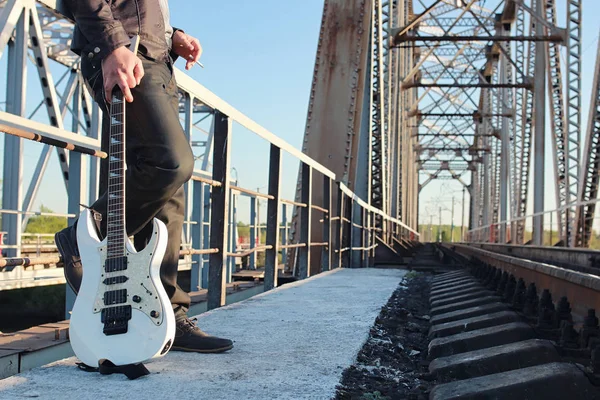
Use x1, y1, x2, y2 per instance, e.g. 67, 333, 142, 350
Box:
1, 0, 600, 231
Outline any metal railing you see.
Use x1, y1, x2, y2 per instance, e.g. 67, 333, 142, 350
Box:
0, 67, 419, 311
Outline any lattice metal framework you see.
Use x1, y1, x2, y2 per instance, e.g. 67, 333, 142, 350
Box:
575, 34, 600, 247
370, 0, 388, 215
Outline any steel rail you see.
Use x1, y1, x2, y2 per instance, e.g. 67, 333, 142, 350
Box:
447, 243, 600, 325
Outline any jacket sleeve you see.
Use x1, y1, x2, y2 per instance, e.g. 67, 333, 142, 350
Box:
169, 27, 183, 62
66, 0, 130, 62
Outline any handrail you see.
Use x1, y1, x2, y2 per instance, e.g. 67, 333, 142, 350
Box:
0, 111, 103, 153
338, 182, 420, 236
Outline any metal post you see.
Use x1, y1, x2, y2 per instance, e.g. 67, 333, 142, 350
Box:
321, 176, 332, 272
429, 215, 433, 243
549, 209, 553, 246
183, 94, 194, 248
361, 208, 367, 266
256, 187, 261, 247
344, 196, 352, 267
532, 0, 546, 246
369, 211, 376, 267
450, 197, 455, 243
351, 199, 362, 267
298, 163, 312, 279
207, 112, 231, 310
500, 33, 510, 244
249, 196, 257, 269
190, 180, 203, 292
336, 188, 344, 269
461, 186, 466, 241
438, 206, 442, 242
482, 117, 491, 243
227, 190, 236, 282
264, 144, 281, 290
281, 203, 288, 265
201, 184, 210, 288
2, 6, 27, 258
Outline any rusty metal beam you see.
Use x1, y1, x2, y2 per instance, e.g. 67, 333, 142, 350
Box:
404, 82, 532, 89
290, 0, 373, 273
394, 34, 564, 44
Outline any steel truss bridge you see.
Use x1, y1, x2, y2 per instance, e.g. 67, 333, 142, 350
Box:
0, 0, 599, 314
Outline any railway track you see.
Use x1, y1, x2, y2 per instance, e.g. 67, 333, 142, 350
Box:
425, 244, 600, 399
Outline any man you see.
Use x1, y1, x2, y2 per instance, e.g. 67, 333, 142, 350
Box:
55, 0, 233, 354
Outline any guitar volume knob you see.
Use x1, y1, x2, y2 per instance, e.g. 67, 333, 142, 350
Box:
132, 295, 142, 303
150, 310, 159, 318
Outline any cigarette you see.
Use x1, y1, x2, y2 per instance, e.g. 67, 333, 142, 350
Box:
195, 60, 204, 68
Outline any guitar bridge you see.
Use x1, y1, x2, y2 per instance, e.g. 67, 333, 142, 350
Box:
101, 305, 132, 336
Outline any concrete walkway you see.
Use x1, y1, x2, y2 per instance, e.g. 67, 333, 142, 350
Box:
0, 268, 406, 400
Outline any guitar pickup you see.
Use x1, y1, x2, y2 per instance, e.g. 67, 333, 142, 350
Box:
103, 275, 129, 285
103, 289, 128, 305
105, 256, 128, 273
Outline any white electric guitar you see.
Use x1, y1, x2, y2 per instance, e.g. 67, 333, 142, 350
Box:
69, 36, 175, 368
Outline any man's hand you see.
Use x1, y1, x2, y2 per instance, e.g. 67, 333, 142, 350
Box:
172, 30, 202, 70
102, 46, 144, 103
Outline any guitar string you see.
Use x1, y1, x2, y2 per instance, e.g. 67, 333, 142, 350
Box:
107, 90, 125, 322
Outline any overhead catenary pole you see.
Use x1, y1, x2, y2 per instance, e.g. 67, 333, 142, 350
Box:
438, 206, 442, 242
451, 197, 455, 243
461, 186, 466, 242
430, 214, 433, 242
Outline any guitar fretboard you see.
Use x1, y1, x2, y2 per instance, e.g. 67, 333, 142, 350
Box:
106, 91, 126, 262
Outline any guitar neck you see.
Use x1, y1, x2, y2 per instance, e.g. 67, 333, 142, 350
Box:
106, 90, 126, 258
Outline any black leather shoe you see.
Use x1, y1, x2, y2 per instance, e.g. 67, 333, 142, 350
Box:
55, 223, 82, 294
171, 317, 234, 353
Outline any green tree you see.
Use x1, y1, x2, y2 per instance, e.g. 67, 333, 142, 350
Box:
237, 221, 249, 239
24, 205, 67, 234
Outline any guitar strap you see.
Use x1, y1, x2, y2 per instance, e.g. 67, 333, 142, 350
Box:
77, 360, 150, 380
79, 203, 104, 239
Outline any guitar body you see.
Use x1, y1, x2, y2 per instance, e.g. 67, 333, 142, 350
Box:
69, 209, 175, 367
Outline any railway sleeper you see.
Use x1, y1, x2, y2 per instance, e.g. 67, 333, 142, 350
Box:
425, 266, 600, 400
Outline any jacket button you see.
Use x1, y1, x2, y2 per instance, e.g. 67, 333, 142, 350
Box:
94, 46, 101, 53
87, 52, 94, 58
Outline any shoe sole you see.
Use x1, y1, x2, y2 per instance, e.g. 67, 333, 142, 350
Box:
170, 344, 234, 354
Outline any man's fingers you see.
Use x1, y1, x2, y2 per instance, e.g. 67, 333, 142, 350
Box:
121, 83, 134, 103
125, 71, 137, 89
179, 35, 194, 51
133, 60, 144, 85
105, 84, 113, 103
191, 39, 202, 62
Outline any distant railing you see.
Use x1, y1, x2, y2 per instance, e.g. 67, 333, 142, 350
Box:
466, 197, 600, 246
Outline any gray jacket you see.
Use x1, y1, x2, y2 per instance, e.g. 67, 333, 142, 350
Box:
65, 0, 179, 68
